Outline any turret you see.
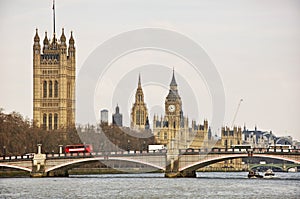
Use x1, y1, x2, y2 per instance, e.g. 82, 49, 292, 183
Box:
68, 31, 75, 57
33, 29, 41, 54
43, 31, 49, 52
34, 28, 40, 46
50, 32, 58, 50
60, 28, 66, 45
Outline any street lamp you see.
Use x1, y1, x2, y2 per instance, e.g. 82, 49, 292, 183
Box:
3, 146, 6, 157
127, 140, 130, 152
143, 141, 146, 151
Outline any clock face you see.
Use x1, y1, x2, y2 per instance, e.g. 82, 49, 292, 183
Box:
168, 105, 176, 112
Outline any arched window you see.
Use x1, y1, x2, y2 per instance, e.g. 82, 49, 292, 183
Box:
43, 81, 47, 98
164, 132, 168, 140
49, 81, 53, 97
141, 110, 144, 124
54, 81, 58, 97
136, 110, 140, 125
67, 82, 71, 98
49, 113, 52, 130
54, 113, 58, 130
43, 113, 47, 130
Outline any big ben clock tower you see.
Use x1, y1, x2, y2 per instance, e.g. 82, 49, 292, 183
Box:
165, 69, 182, 140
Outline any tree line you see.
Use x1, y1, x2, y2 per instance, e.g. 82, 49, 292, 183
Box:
0, 109, 155, 156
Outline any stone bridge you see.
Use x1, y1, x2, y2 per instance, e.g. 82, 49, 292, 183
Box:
1, 146, 300, 177
174, 148, 300, 177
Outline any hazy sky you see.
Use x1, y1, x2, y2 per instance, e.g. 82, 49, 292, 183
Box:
0, 0, 299, 140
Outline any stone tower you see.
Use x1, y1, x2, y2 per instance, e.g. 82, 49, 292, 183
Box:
112, 105, 123, 127
131, 74, 149, 130
33, 28, 76, 130
165, 69, 182, 131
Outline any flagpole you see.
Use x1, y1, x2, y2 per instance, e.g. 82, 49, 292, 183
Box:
53, 0, 56, 34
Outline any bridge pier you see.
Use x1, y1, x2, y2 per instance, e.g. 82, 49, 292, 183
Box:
165, 170, 196, 178
165, 145, 196, 178
30, 144, 46, 177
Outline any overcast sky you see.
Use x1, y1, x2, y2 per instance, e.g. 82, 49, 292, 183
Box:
0, 0, 299, 140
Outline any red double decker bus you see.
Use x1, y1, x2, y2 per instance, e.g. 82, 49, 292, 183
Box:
65, 144, 93, 153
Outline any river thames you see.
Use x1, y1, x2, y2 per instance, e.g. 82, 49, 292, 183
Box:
0, 172, 299, 198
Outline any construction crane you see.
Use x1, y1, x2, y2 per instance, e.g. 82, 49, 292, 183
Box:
231, 99, 243, 128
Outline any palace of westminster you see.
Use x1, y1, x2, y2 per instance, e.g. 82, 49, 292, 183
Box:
29, 1, 300, 171
32, 26, 242, 144
32, 5, 243, 169
32, 25, 242, 154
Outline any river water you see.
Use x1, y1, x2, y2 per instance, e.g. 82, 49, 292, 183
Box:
0, 172, 299, 198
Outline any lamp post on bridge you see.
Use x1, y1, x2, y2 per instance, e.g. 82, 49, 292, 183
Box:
2, 146, 6, 158
127, 140, 130, 152
37, 144, 42, 154
59, 145, 63, 154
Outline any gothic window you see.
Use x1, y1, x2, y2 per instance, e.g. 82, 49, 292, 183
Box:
54, 113, 58, 130
43, 81, 47, 98
54, 81, 58, 97
164, 132, 168, 140
141, 110, 144, 124
49, 113, 52, 130
136, 110, 140, 125
43, 113, 47, 130
67, 82, 71, 98
138, 95, 142, 101
49, 81, 53, 98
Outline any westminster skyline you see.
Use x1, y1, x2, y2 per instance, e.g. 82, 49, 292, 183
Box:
0, 0, 299, 140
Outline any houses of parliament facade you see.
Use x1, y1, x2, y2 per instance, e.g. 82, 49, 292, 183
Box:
129, 70, 218, 150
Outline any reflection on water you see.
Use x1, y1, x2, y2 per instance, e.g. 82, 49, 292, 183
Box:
0, 172, 299, 198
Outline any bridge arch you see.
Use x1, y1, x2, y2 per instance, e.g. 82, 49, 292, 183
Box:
179, 154, 300, 172
45, 157, 165, 173
0, 163, 31, 172
249, 164, 284, 171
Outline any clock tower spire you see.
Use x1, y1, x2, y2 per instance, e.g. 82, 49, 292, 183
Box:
165, 69, 182, 118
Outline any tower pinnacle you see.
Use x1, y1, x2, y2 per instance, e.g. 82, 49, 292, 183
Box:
138, 73, 141, 88
170, 68, 177, 87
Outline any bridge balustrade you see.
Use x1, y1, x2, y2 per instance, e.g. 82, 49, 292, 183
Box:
1, 155, 33, 161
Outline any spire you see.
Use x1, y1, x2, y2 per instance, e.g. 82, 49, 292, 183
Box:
138, 73, 141, 88
34, 28, 40, 42
116, 104, 120, 114
170, 68, 177, 87
60, 28, 66, 43
166, 68, 181, 101
43, 31, 49, 45
43, 31, 49, 52
69, 31, 74, 45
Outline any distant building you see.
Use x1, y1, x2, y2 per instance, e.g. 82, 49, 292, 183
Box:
112, 105, 123, 127
100, 109, 108, 124
209, 126, 243, 171
242, 126, 276, 148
